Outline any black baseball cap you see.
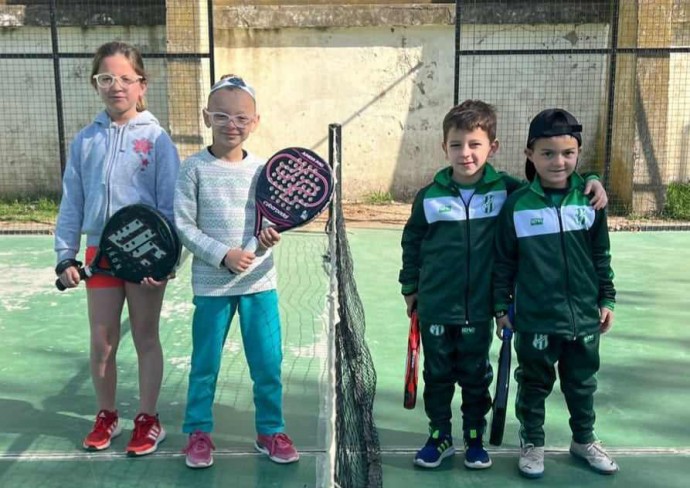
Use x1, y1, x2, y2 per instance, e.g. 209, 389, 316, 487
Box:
527, 108, 582, 147
525, 109, 582, 181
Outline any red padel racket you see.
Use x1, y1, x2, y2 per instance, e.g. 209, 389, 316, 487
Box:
55, 204, 181, 290
243, 147, 333, 253
489, 306, 514, 446
403, 310, 421, 409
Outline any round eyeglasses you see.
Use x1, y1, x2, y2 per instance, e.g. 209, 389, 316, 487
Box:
93, 73, 144, 89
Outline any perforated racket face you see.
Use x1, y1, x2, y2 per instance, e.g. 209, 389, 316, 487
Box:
97, 204, 180, 282
254, 148, 333, 234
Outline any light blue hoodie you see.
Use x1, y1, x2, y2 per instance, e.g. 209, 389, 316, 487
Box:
55, 110, 180, 262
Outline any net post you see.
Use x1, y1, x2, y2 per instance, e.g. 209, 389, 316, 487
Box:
327, 124, 342, 234
320, 122, 342, 488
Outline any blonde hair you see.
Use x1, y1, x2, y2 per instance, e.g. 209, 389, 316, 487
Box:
91, 41, 148, 112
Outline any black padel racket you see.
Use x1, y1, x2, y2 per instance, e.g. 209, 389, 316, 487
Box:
55, 204, 181, 290
403, 310, 421, 409
243, 147, 333, 253
489, 306, 514, 446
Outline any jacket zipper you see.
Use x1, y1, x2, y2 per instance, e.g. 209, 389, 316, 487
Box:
555, 203, 578, 338
463, 191, 472, 325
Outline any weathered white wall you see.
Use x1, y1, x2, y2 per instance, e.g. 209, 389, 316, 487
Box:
215, 23, 610, 200
1, 12, 688, 206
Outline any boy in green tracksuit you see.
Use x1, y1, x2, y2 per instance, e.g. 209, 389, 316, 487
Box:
493, 108, 619, 479
399, 101, 608, 470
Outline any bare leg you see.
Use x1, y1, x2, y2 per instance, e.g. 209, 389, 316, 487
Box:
126, 281, 166, 415
87, 287, 126, 411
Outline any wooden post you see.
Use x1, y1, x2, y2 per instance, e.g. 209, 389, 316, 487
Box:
165, 0, 211, 160
609, 0, 673, 215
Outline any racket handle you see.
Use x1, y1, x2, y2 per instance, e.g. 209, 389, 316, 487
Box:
243, 236, 259, 254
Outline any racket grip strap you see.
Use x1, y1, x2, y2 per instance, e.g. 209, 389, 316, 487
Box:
55, 258, 82, 276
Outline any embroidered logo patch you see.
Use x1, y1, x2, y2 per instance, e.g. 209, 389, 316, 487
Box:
429, 324, 445, 336
583, 333, 595, 344
532, 334, 548, 350
461, 326, 475, 335
576, 208, 587, 227
530, 217, 544, 226
438, 205, 452, 214
483, 195, 494, 214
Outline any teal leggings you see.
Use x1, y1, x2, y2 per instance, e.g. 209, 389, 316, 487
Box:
183, 290, 284, 435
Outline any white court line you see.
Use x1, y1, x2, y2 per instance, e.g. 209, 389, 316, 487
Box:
0, 448, 328, 462
381, 447, 690, 456
3, 447, 689, 462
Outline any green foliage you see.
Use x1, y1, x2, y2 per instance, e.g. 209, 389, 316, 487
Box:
363, 190, 394, 205
664, 181, 690, 220
0, 197, 59, 223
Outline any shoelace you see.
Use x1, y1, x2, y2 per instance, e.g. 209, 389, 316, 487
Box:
184, 432, 215, 453
586, 442, 613, 461
522, 444, 542, 462
272, 433, 293, 449
92, 412, 116, 435
132, 414, 156, 439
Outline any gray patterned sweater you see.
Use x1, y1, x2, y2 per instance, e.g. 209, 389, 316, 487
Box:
174, 148, 277, 296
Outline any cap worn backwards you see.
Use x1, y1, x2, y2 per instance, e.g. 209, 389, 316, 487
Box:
525, 108, 582, 181
527, 108, 582, 146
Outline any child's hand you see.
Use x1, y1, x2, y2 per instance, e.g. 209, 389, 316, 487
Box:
404, 293, 417, 318
140, 276, 168, 288
223, 248, 256, 274
599, 307, 614, 333
257, 227, 281, 250
584, 179, 608, 210
59, 266, 81, 289
495, 315, 513, 339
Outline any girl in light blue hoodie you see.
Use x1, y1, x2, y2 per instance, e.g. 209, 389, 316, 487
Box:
54, 41, 179, 457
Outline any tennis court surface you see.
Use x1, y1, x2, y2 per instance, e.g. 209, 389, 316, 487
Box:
1, 229, 689, 487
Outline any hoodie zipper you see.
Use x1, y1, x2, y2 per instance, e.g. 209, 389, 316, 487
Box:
104, 124, 125, 219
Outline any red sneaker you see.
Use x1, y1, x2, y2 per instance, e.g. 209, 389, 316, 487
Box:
83, 409, 122, 451
126, 413, 166, 456
255, 433, 300, 464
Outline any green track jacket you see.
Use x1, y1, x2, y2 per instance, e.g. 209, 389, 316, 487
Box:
492, 173, 616, 338
399, 165, 522, 325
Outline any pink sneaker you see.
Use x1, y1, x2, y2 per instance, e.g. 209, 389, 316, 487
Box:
255, 433, 300, 464
183, 431, 215, 469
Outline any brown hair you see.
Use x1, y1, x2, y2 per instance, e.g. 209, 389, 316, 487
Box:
90, 41, 147, 112
442, 100, 497, 143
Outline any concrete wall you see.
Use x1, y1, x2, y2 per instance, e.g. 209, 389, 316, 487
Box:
214, 10, 610, 201
1, 1, 688, 214
0, 23, 170, 198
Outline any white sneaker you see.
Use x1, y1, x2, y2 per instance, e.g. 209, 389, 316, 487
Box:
570, 440, 619, 475
518, 443, 545, 479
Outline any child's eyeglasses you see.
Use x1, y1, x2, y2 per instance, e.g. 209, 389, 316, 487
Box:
203, 109, 254, 128
92, 73, 144, 89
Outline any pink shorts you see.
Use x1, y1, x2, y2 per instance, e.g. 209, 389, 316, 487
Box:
84, 246, 125, 289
